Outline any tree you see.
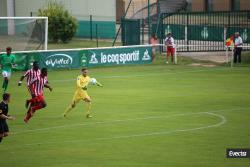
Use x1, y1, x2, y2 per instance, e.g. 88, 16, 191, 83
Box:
38, 1, 78, 43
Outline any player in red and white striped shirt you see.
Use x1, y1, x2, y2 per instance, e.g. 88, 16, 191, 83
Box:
165, 33, 176, 64
24, 68, 52, 123
31, 70, 48, 97
18, 61, 41, 97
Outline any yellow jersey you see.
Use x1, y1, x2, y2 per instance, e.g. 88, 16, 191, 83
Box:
76, 75, 91, 92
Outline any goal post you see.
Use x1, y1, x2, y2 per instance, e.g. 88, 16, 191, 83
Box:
0, 17, 48, 51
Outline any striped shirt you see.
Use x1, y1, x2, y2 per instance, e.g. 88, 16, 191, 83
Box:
30, 75, 48, 96
24, 69, 41, 86
165, 37, 176, 48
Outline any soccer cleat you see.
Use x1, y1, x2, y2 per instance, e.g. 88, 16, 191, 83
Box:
25, 100, 30, 109
63, 113, 67, 118
24, 118, 28, 123
166, 61, 169, 64
86, 114, 93, 118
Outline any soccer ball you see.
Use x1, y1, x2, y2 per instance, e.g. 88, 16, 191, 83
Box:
90, 78, 97, 85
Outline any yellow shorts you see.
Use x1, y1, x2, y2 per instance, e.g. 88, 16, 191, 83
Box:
72, 90, 90, 103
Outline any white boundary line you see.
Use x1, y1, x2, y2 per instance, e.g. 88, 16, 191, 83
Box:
12, 106, 243, 136
20, 112, 226, 147
12, 112, 210, 135
0, 111, 227, 151
6, 107, 250, 151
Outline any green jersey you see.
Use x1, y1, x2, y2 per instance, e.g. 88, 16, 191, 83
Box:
0, 54, 16, 72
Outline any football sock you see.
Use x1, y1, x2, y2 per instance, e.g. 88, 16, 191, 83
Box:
24, 109, 32, 122
4, 80, 8, 91
24, 103, 44, 122
64, 105, 73, 116
86, 102, 92, 115
0, 137, 2, 143
2, 80, 7, 91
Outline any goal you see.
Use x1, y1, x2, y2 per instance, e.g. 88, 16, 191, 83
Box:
0, 17, 48, 51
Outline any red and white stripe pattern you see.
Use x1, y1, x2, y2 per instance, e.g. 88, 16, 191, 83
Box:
165, 37, 175, 48
30, 76, 48, 97
24, 69, 41, 86
24, 69, 41, 96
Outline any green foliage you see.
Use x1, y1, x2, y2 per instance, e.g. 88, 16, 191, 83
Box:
37, 1, 78, 43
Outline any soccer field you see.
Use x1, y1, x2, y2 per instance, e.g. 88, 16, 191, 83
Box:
1, 58, 250, 167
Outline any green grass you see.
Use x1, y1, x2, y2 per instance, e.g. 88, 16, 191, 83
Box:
48, 38, 120, 50
0, 55, 250, 167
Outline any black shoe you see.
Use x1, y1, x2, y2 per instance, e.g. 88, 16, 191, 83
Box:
25, 100, 30, 109
86, 114, 93, 118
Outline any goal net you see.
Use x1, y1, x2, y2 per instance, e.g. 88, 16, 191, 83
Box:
0, 17, 48, 52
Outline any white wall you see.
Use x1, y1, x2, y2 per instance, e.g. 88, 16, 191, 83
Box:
0, 0, 7, 16
14, 0, 116, 21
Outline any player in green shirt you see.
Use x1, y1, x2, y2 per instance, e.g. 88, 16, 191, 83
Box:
0, 47, 16, 92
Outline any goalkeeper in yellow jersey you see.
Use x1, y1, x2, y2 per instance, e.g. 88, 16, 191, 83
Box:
64, 68, 103, 118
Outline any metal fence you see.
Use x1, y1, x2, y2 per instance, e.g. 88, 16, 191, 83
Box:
157, 11, 250, 52
121, 18, 141, 45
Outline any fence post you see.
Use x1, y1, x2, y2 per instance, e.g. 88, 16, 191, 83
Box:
141, 19, 144, 44
160, 14, 164, 53
187, 13, 189, 52
231, 48, 234, 68
90, 15, 93, 40
96, 24, 98, 48
224, 27, 227, 43
226, 47, 229, 64
185, 26, 188, 44
174, 47, 177, 64
148, 0, 151, 44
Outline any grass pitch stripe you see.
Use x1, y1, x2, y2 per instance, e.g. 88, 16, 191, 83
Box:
13, 110, 225, 135
51, 68, 229, 83
11, 112, 226, 149
12, 107, 243, 135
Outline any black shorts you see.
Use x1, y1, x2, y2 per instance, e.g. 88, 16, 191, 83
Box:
0, 121, 9, 134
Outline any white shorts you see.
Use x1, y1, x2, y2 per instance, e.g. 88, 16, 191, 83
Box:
2, 71, 11, 78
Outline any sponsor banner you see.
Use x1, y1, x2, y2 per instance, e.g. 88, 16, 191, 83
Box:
39, 51, 80, 69
87, 46, 152, 67
12, 46, 152, 70
14, 51, 81, 70
79, 50, 89, 67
